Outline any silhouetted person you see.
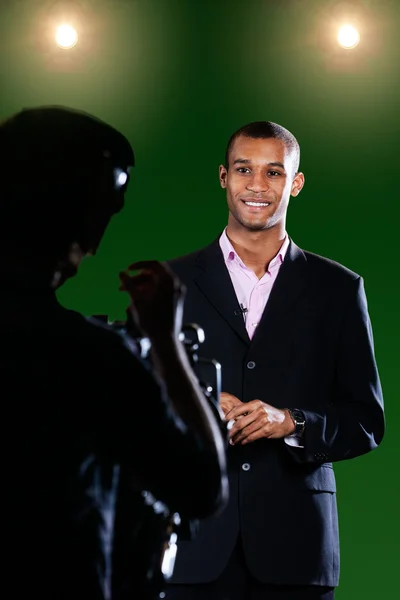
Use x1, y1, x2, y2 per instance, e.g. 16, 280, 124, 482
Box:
0, 106, 228, 600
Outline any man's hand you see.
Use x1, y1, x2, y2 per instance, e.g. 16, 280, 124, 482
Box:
119, 260, 185, 339
220, 392, 243, 418
224, 399, 295, 445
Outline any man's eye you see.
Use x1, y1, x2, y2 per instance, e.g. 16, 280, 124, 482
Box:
237, 167, 250, 173
268, 171, 280, 177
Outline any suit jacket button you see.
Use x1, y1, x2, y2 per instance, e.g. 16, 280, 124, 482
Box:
246, 361, 256, 369
242, 463, 251, 471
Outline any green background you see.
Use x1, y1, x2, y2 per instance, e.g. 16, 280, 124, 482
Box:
1, 0, 398, 596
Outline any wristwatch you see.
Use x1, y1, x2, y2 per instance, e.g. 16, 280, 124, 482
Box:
287, 408, 306, 436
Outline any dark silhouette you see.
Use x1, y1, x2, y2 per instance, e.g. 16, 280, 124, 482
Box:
0, 106, 228, 600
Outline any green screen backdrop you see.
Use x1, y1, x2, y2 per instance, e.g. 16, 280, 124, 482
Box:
1, 1, 398, 597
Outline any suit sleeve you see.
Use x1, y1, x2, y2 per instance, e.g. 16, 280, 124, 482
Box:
286, 276, 385, 464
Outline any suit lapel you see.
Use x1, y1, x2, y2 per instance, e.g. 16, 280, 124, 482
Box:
191, 238, 309, 349
193, 238, 250, 345
250, 240, 308, 349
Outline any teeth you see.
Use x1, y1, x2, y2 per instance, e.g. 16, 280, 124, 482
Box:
245, 201, 270, 206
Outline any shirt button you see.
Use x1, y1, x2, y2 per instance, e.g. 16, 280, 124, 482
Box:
242, 463, 251, 471
247, 361, 256, 369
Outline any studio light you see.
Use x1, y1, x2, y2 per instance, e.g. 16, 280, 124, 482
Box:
337, 24, 360, 49
55, 24, 78, 49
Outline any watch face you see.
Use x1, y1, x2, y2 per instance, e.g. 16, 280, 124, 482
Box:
290, 409, 305, 431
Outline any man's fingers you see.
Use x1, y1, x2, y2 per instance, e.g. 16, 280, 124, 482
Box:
126, 260, 175, 280
126, 260, 160, 271
236, 423, 267, 445
228, 413, 255, 438
119, 272, 151, 291
224, 405, 250, 421
122, 261, 184, 294
230, 418, 267, 444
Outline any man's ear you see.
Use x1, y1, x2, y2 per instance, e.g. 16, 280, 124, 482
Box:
219, 165, 228, 189
291, 172, 305, 197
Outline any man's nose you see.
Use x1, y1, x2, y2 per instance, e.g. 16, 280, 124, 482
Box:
246, 172, 268, 193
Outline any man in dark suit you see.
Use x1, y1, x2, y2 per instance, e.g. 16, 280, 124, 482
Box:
0, 106, 228, 600
165, 121, 385, 600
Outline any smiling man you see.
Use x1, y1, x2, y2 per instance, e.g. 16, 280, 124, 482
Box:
165, 121, 385, 600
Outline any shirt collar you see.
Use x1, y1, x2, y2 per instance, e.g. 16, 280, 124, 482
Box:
219, 227, 289, 269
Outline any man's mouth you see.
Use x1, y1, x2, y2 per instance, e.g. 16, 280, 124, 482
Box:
242, 200, 271, 207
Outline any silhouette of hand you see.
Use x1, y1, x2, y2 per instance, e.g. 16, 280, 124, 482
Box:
119, 260, 185, 340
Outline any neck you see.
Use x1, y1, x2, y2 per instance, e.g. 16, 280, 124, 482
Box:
0, 242, 86, 290
225, 222, 287, 274
0, 252, 71, 290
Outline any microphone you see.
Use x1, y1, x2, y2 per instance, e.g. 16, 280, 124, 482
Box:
234, 304, 248, 317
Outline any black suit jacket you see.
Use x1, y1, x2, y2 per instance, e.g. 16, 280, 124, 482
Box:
167, 237, 384, 587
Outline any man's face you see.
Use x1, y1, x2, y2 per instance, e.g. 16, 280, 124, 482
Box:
85, 165, 129, 255
219, 135, 304, 232
50, 163, 130, 289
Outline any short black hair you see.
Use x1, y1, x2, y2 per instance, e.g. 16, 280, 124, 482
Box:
0, 105, 134, 254
224, 121, 300, 174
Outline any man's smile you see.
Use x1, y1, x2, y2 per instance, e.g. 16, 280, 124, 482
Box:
241, 199, 271, 209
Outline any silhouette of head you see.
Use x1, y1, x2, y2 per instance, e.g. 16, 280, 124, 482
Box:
0, 105, 134, 286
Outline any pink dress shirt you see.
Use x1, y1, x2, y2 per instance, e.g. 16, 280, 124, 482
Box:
219, 229, 302, 447
219, 228, 289, 340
